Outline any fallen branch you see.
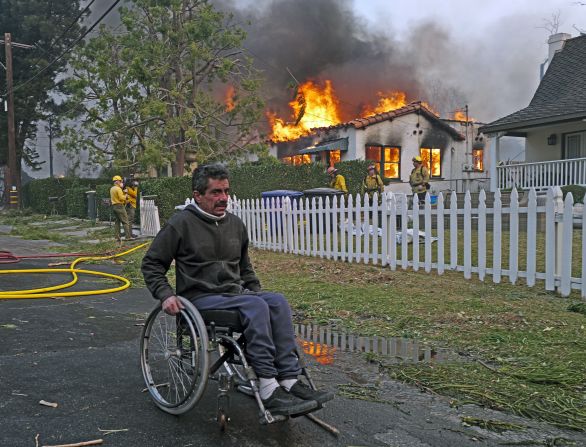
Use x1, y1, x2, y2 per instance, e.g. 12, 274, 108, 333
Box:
41, 439, 103, 447
39, 400, 58, 408
98, 428, 128, 435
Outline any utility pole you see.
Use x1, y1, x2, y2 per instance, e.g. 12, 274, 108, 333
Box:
1, 34, 34, 206
4, 33, 17, 203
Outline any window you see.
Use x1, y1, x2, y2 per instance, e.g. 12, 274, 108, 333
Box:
327, 150, 341, 167
282, 154, 311, 166
565, 131, 586, 159
472, 148, 484, 171
365, 145, 400, 179
419, 148, 441, 177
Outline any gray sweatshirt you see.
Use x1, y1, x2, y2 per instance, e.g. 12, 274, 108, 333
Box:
141, 204, 261, 302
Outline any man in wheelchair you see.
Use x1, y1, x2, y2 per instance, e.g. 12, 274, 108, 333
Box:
141, 163, 334, 418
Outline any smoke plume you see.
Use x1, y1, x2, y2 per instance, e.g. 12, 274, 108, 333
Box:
219, 0, 549, 125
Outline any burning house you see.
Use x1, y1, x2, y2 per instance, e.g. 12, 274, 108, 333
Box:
267, 81, 491, 194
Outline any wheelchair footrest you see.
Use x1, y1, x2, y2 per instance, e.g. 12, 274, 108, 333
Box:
236, 384, 254, 397
259, 411, 288, 425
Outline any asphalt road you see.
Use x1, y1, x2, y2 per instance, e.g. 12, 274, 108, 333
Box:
1, 237, 584, 447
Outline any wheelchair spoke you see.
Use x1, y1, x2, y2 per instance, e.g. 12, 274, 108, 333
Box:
140, 299, 210, 414
169, 357, 189, 398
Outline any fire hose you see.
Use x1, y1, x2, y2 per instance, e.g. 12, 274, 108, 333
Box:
0, 243, 149, 299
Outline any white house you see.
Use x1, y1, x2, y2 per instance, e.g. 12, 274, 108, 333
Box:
269, 102, 490, 194
480, 33, 586, 191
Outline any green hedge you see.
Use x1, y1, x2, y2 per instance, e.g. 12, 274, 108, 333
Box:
22, 178, 96, 215
23, 159, 376, 221
229, 159, 372, 199
65, 186, 89, 218
561, 185, 586, 204
140, 176, 192, 222
96, 184, 113, 222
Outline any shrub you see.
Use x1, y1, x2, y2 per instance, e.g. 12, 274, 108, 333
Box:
22, 159, 381, 222
561, 185, 586, 205
65, 186, 90, 218
22, 178, 96, 215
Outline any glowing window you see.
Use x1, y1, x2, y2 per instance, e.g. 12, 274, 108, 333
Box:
472, 148, 484, 171
282, 155, 311, 166
419, 148, 441, 177
328, 150, 341, 167
365, 145, 400, 179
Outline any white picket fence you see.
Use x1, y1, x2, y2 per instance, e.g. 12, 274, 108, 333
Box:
140, 197, 161, 237
229, 187, 585, 299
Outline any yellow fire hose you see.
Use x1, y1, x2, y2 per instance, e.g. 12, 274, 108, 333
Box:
0, 243, 149, 299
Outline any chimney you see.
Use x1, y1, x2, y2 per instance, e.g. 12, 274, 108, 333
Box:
548, 33, 572, 61
541, 33, 572, 79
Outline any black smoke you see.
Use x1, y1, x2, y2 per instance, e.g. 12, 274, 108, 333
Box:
217, 0, 549, 126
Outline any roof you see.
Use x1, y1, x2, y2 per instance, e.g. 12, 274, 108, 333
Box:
299, 138, 348, 154
314, 102, 465, 141
480, 34, 586, 135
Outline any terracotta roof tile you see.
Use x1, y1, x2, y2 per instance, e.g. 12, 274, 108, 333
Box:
312, 102, 465, 140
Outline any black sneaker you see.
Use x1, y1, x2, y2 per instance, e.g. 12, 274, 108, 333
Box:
288, 381, 334, 405
262, 386, 318, 416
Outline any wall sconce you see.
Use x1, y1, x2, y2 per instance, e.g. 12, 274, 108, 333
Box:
547, 134, 557, 145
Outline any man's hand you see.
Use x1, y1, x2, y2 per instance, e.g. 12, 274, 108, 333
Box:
162, 295, 184, 315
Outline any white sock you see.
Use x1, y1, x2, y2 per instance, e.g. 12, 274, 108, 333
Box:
259, 378, 279, 400
279, 378, 298, 391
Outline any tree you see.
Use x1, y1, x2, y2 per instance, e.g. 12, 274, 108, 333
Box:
58, 0, 266, 177
0, 0, 86, 195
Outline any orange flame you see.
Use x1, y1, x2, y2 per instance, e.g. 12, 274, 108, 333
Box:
268, 80, 342, 142
453, 110, 474, 122
225, 85, 235, 112
268, 80, 440, 142
363, 91, 407, 117
300, 340, 336, 365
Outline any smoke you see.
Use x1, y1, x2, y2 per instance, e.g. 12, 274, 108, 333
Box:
218, 0, 550, 125
221, 0, 421, 121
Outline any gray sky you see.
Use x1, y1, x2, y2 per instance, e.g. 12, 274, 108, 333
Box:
351, 0, 586, 119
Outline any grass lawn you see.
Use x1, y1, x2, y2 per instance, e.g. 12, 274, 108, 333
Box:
251, 249, 586, 431
2, 210, 585, 431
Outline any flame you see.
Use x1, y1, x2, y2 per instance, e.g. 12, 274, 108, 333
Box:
268, 80, 342, 142
453, 110, 474, 122
300, 340, 336, 365
225, 85, 235, 112
363, 91, 407, 117
268, 80, 440, 142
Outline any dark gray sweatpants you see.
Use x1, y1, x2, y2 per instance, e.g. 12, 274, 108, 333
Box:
192, 292, 301, 379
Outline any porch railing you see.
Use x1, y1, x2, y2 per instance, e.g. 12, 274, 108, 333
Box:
497, 157, 586, 190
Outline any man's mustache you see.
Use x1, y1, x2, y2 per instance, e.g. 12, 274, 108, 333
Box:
216, 201, 228, 207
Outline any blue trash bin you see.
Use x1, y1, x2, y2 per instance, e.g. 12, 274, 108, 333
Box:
261, 190, 304, 231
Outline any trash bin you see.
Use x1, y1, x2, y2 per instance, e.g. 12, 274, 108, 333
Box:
302, 188, 344, 232
261, 190, 304, 231
85, 190, 97, 224
302, 188, 344, 207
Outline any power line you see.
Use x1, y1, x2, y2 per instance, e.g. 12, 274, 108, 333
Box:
35, 0, 98, 57
4, 0, 121, 97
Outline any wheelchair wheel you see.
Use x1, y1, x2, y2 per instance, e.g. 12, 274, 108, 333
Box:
140, 297, 209, 415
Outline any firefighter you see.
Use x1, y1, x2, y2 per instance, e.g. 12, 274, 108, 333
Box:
360, 164, 384, 205
327, 166, 348, 195
125, 179, 139, 227
110, 175, 134, 241
409, 156, 430, 204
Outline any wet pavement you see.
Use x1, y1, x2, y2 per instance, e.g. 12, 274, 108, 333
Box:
1, 236, 585, 447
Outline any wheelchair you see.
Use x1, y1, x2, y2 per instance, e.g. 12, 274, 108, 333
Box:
140, 296, 338, 434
